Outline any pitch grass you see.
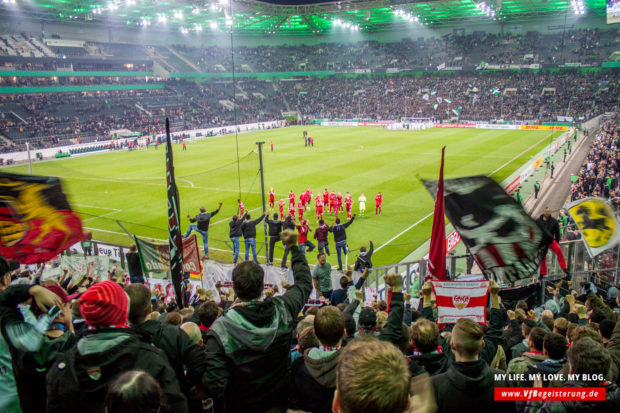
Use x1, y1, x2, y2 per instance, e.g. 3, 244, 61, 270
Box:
3, 126, 562, 267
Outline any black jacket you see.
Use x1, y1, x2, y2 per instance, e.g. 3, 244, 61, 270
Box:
203, 246, 312, 413
190, 208, 219, 231
353, 241, 374, 272
330, 216, 355, 243
524, 381, 620, 412
283, 220, 296, 232
537, 215, 561, 243
431, 359, 515, 413
46, 328, 187, 413
126, 251, 144, 283
134, 320, 208, 395
229, 214, 247, 237
266, 218, 284, 237
241, 214, 266, 239
290, 347, 341, 413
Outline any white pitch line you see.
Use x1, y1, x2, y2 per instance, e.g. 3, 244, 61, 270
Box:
375, 132, 558, 252
73, 203, 121, 212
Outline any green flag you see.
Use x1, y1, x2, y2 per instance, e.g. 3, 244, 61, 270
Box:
491, 88, 500, 96
445, 98, 453, 104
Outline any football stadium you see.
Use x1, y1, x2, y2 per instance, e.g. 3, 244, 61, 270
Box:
0, 0, 619, 412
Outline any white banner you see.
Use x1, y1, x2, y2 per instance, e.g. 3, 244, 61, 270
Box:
431, 281, 489, 324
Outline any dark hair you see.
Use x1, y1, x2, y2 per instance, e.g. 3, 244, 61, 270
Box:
197, 301, 219, 328
319, 219, 324, 225
125, 284, 152, 325
516, 300, 528, 312
528, 327, 546, 351
317, 252, 325, 260
522, 319, 537, 337
298, 326, 319, 353
335, 218, 340, 224
339, 276, 349, 289
543, 332, 568, 360
164, 312, 182, 326
105, 370, 164, 413
336, 303, 346, 312
589, 308, 606, 324
314, 306, 345, 346
568, 338, 611, 381
273, 213, 279, 219
343, 313, 356, 338
232, 261, 264, 300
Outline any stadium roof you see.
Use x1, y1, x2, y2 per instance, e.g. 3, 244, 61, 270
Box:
0, 0, 607, 36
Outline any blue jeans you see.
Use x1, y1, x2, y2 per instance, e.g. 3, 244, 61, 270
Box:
335, 240, 348, 270
231, 237, 240, 263
185, 224, 209, 258
244, 238, 258, 262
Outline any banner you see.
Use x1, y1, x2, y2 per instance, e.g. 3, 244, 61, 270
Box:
135, 234, 201, 275
431, 280, 489, 324
567, 197, 620, 257
60, 254, 110, 284
425, 176, 548, 285
433, 123, 475, 128
165, 118, 184, 306
446, 230, 462, 254
0, 172, 83, 263
520, 125, 569, 131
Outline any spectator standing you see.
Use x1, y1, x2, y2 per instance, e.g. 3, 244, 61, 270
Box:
314, 219, 331, 256
241, 212, 267, 263
229, 214, 246, 265
126, 244, 144, 284
265, 213, 283, 265
330, 215, 356, 271
312, 253, 333, 300
185, 203, 222, 260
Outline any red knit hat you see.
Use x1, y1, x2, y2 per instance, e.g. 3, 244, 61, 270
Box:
79, 281, 129, 327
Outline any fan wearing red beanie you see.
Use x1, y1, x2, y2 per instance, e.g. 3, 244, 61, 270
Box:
46, 281, 188, 413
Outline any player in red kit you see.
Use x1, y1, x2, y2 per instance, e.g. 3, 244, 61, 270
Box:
237, 199, 245, 216
329, 191, 337, 215
337, 192, 343, 212
345, 192, 353, 220
315, 195, 324, 220
299, 191, 307, 209
322, 188, 329, 205
288, 202, 296, 219
288, 190, 295, 207
375, 192, 383, 215
278, 198, 285, 220
297, 200, 304, 220
269, 187, 275, 209
305, 188, 313, 211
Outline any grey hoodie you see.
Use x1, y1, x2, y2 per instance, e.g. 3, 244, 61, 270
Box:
303, 347, 340, 387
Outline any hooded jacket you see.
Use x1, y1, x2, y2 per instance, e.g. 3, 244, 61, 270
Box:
537, 214, 561, 243
266, 217, 284, 237
290, 347, 341, 413
314, 224, 330, 242
46, 328, 187, 413
353, 241, 374, 272
431, 359, 515, 413
525, 358, 568, 387
190, 208, 219, 231
203, 246, 312, 413
507, 351, 547, 377
330, 215, 355, 243
229, 214, 247, 238
241, 214, 266, 239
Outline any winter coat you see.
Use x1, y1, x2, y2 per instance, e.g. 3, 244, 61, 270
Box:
289, 347, 341, 413
190, 208, 219, 231
537, 215, 561, 243
524, 381, 620, 413
46, 328, 187, 413
353, 241, 374, 272
266, 218, 284, 237
241, 214, 266, 239
203, 246, 312, 413
330, 216, 355, 243
229, 214, 247, 237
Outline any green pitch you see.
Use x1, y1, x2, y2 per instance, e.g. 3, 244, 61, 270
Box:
3, 126, 561, 266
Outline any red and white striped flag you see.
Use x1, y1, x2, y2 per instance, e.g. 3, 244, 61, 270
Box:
431, 280, 490, 324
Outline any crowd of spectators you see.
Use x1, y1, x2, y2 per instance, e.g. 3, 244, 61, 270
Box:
1, 226, 619, 413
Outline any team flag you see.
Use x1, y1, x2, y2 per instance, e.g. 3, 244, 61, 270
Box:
452, 107, 462, 116
423, 176, 548, 285
432, 103, 439, 110
425, 147, 447, 281
491, 88, 501, 95
567, 197, 620, 257
431, 280, 490, 324
422, 94, 430, 101
445, 98, 453, 104
436, 97, 443, 104
165, 118, 185, 307
430, 90, 437, 95
0, 172, 83, 264
134, 235, 201, 277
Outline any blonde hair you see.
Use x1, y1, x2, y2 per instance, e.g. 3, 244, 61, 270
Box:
451, 318, 484, 358
376, 311, 388, 329
337, 336, 410, 413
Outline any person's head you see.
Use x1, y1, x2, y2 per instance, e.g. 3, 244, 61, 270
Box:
237, 198, 241, 202
125, 284, 152, 326
543, 332, 568, 360
450, 318, 485, 361
273, 213, 278, 220
314, 306, 345, 347
516, 300, 528, 312
129, 244, 137, 253
568, 338, 611, 381
541, 310, 555, 331
376, 312, 388, 329
522, 318, 537, 339
335, 218, 340, 224
298, 326, 319, 353
179, 308, 193, 323
410, 318, 439, 354
553, 317, 569, 337
302, 219, 307, 226
339, 276, 349, 289
79, 281, 129, 327
334, 336, 410, 413
296, 315, 315, 338
200, 206, 206, 213
543, 207, 551, 218
599, 319, 615, 342
181, 322, 202, 346
232, 261, 264, 300
232, 215, 238, 222
360, 246, 367, 253
245, 214, 251, 221
319, 219, 324, 225
198, 301, 219, 329
528, 327, 546, 352
39, 285, 74, 327
164, 312, 182, 326
105, 370, 163, 413
589, 308, 606, 324
514, 308, 526, 323
317, 253, 326, 266
358, 308, 377, 331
